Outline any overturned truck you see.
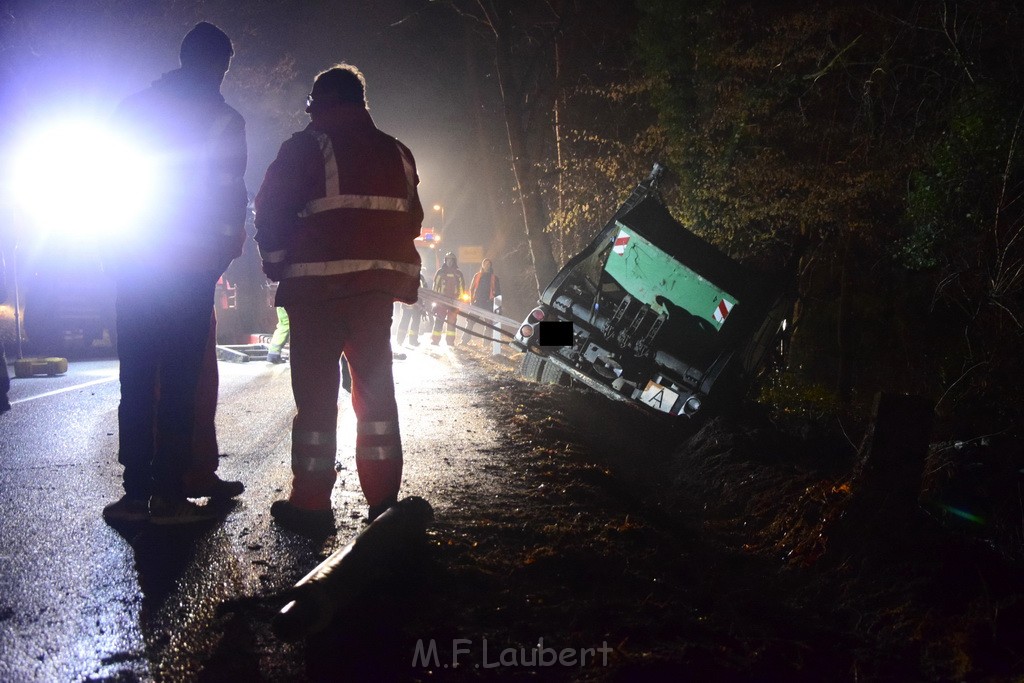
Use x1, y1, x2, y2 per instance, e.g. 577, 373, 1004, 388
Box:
512, 164, 792, 420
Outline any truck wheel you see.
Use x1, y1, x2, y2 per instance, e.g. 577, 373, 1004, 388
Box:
540, 361, 567, 386
518, 350, 546, 382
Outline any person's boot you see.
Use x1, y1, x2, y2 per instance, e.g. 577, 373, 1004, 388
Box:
149, 496, 220, 525
270, 500, 335, 536
366, 497, 397, 524
183, 475, 245, 499
102, 495, 150, 523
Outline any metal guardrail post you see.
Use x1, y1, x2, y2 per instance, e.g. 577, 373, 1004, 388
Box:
491, 295, 503, 355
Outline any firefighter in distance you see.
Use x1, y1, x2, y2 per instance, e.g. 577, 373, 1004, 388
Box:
430, 251, 466, 346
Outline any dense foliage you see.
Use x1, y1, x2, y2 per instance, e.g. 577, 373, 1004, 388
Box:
443, 0, 1023, 431
629, 0, 1024, 432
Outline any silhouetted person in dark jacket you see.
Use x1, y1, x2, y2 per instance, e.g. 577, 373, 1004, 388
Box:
102, 22, 248, 525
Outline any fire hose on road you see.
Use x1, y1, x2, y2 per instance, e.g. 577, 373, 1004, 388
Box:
272, 496, 434, 641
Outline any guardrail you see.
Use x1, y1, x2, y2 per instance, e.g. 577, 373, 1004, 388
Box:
413, 288, 520, 331
216, 289, 523, 362
414, 288, 521, 347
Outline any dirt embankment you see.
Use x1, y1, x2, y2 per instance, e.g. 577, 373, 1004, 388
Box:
393, 350, 1024, 682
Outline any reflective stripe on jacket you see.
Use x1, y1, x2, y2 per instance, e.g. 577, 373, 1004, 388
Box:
254, 105, 423, 307
433, 267, 465, 299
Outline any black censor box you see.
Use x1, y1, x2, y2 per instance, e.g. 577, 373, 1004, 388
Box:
537, 321, 573, 347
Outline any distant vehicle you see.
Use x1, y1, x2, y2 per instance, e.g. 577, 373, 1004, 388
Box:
415, 227, 442, 273
21, 244, 117, 356
511, 164, 793, 420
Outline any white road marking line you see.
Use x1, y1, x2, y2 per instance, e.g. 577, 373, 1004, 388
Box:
11, 376, 119, 405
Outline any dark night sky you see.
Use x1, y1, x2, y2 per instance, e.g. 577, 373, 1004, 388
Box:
4, 0, 508, 259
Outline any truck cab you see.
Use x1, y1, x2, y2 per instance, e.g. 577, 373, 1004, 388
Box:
512, 165, 791, 420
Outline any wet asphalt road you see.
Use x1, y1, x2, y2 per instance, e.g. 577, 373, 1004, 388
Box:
0, 335, 505, 681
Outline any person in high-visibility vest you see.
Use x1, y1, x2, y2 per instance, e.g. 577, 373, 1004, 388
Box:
102, 22, 248, 526
255, 63, 422, 535
267, 306, 290, 363
431, 252, 465, 346
461, 258, 500, 344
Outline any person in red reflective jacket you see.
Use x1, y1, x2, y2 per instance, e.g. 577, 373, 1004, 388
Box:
254, 63, 423, 534
461, 258, 500, 344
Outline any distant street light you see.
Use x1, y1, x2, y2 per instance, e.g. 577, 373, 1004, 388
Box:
432, 203, 445, 235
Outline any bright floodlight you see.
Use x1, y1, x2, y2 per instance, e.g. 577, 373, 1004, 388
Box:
10, 119, 158, 239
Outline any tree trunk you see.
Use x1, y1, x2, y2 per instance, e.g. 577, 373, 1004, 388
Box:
493, 33, 559, 294
518, 165, 558, 289
836, 240, 854, 403
788, 220, 809, 352
544, 0, 569, 283
463, 22, 508, 261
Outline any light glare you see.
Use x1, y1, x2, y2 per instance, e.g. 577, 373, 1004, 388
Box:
11, 119, 158, 240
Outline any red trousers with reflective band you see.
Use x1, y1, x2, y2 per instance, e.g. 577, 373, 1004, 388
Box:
431, 305, 459, 345
285, 293, 402, 510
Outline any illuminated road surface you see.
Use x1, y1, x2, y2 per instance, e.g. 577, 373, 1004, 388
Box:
0, 340, 503, 681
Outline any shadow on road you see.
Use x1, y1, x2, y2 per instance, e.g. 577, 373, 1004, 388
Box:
106, 499, 238, 609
